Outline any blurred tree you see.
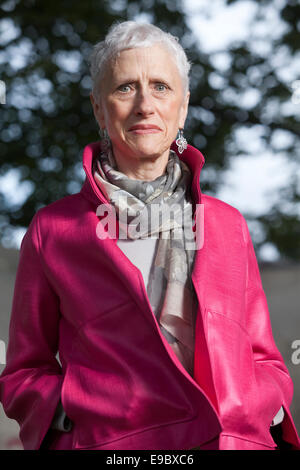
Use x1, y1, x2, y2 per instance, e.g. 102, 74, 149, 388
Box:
222, 0, 300, 260
0, 0, 299, 260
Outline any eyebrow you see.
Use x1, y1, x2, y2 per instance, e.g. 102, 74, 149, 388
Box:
114, 77, 172, 85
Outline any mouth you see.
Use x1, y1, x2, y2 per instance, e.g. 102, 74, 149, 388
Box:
128, 124, 162, 134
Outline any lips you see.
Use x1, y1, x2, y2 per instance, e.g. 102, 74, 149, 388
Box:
128, 124, 162, 133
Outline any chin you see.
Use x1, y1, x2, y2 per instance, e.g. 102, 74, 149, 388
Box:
131, 142, 169, 159
135, 149, 163, 159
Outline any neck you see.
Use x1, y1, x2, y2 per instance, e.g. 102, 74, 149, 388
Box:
111, 146, 171, 181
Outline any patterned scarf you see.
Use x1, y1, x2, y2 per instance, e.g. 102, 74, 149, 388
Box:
93, 147, 198, 376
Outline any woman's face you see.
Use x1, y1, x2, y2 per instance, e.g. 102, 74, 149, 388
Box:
90, 44, 190, 166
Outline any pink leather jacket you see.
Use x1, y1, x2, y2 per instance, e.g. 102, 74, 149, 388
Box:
0, 141, 299, 450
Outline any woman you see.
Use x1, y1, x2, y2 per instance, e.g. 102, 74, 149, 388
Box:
0, 21, 299, 451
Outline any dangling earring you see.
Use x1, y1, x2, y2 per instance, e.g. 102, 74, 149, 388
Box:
98, 127, 111, 152
176, 128, 187, 154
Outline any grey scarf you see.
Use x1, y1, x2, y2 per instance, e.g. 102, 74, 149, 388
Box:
93, 148, 198, 376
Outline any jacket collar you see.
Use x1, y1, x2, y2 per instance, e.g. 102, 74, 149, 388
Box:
80, 140, 205, 210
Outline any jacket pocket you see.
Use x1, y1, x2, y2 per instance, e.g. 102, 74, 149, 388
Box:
205, 309, 277, 449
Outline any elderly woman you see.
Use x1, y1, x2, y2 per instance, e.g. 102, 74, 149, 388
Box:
0, 21, 299, 451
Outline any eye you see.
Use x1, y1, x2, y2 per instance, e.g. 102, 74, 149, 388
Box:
154, 83, 168, 92
117, 84, 132, 93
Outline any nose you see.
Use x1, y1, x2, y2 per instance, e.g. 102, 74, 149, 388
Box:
134, 89, 155, 117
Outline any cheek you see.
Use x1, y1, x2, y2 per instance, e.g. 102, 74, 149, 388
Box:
105, 102, 130, 131
163, 101, 183, 129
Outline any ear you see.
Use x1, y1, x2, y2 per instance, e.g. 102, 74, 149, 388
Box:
179, 91, 190, 129
90, 92, 106, 129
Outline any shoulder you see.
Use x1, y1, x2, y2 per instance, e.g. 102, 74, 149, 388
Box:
21, 191, 98, 256
201, 193, 249, 244
27, 191, 90, 239
202, 193, 244, 218
36, 192, 83, 219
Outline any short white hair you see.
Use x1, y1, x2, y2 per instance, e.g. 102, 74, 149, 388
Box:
89, 21, 191, 99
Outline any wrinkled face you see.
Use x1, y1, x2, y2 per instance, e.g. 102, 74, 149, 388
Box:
90, 44, 190, 163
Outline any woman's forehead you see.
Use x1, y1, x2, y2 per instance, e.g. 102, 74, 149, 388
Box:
106, 45, 181, 81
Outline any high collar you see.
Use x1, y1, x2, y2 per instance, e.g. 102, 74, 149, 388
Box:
80, 140, 205, 209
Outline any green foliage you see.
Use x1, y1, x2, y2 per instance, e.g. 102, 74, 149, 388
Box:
0, 0, 299, 260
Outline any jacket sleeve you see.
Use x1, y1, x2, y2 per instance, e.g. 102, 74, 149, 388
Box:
241, 216, 300, 449
0, 211, 65, 450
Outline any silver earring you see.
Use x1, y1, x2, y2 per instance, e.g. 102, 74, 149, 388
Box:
98, 127, 111, 152
176, 128, 187, 154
